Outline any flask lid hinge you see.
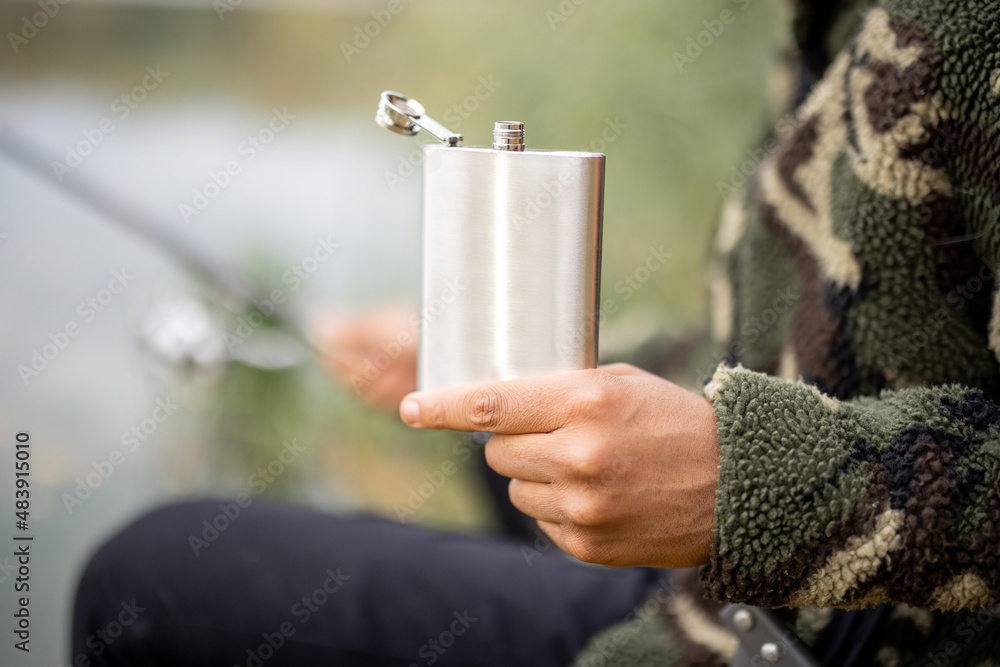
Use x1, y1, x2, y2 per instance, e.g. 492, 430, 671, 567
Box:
375, 91, 463, 146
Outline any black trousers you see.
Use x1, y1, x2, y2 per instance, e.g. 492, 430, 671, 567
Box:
72, 500, 663, 666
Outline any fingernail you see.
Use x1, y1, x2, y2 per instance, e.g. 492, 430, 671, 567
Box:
400, 399, 420, 426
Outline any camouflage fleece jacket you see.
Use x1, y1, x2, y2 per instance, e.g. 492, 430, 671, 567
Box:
575, 0, 1000, 665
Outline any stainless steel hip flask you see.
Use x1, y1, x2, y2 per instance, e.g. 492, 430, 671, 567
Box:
376, 91, 605, 391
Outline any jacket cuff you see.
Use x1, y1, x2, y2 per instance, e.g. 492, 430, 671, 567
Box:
700, 363, 855, 608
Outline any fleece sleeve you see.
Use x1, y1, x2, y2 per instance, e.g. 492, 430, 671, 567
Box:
700, 363, 1000, 611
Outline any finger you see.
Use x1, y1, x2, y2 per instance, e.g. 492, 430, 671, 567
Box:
398, 370, 591, 433
535, 520, 567, 550
309, 312, 358, 347
598, 362, 659, 379
507, 479, 561, 523
484, 433, 557, 483
317, 347, 363, 384
366, 368, 413, 405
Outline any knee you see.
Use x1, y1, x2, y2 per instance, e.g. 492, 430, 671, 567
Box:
72, 502, 208, 663
72, 519, 144, 663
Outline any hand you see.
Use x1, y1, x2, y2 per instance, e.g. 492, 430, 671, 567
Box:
398, 363, 719, 568
314, 306, 418, 412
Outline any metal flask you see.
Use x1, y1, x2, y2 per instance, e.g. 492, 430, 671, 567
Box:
376, 91, 605, 391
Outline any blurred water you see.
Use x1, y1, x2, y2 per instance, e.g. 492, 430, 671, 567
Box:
0, 84, 423, 666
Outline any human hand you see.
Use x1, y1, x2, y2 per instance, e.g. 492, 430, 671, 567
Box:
315, 305, 418, 412
398, 363, 719, 568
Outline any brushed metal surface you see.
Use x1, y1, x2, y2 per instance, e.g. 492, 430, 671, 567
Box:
418, 144, 604, 391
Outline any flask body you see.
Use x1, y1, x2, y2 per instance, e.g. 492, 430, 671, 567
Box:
418, 144, 604, 391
